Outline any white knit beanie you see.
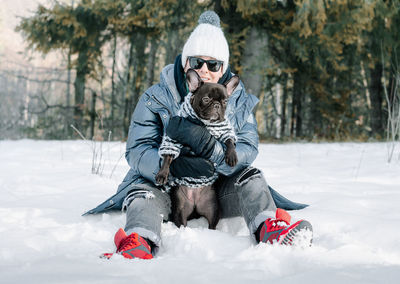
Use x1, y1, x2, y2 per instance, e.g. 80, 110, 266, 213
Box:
181, 11, 229, 74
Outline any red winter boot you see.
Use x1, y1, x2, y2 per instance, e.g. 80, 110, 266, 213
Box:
102, 228, 153, 259
258, 208, 313, 246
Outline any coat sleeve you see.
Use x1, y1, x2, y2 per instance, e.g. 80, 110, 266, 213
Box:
125, 93, 163, 184
210, 112, 259, 176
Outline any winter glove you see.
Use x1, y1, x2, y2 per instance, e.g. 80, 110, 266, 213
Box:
166, 116, 217, 159
170, 155, 215, 179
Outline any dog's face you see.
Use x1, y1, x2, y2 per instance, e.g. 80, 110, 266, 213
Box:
191, 83, 228, 122
186, 69, 239, 123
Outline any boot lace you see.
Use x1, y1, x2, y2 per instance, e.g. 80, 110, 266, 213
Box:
267, 218, 289, 231
118, 234, 140, 252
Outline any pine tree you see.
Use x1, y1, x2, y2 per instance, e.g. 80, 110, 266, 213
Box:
17, 0, 109, 134
360, 0, 400, 138
231, 0, 376, 139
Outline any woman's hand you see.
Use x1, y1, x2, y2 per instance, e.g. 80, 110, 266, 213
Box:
166, 116, 217, 159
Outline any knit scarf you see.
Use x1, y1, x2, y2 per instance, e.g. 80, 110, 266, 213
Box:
178, 93, 236, 143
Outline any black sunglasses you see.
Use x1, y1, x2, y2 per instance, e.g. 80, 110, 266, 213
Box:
188, 56, 223, 72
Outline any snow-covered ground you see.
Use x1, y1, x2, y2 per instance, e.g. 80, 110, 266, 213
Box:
0, 140, 399, 283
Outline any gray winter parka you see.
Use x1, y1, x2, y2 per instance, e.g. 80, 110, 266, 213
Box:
83, 64, 307, 215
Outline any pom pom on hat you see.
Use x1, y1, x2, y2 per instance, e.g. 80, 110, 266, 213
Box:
181, 11, 229, 74
198, 11, 221, 27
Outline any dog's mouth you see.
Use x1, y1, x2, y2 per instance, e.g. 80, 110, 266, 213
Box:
198, 112, 221, 123
208, 113, 222, 123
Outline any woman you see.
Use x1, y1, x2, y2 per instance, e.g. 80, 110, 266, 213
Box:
85, 11, 312, 260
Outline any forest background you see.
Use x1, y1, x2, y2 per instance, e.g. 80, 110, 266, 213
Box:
1, 0, 400, 144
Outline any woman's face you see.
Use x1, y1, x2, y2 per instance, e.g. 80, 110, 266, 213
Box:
184, 56, 223, 83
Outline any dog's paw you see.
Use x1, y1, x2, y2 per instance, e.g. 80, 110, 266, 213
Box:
225, 151, 238, 167
155, 171, 169, 185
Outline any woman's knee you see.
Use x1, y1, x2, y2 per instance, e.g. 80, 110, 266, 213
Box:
235, 167, 267, 190
123, 187, 171, 220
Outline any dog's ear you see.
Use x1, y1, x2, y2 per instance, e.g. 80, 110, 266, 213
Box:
224, 75, 240, 96
186, 69, 203, 93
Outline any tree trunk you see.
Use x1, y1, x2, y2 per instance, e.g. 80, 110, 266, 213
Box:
68, 0, 75, 138
90, 91, 97, 139
292, 71, 303, 137
132, 33, 147, 110
66, 47, 72, 138
387, 73, 395, 109
280, 74, 289, 138
122, 33, 147, 138
164, 29, 182, 65
110, 31, 117, 132
73, 51, 88, 133
146, 37, 159, 89
123, 35, 135, 137
240, 27, 268, 135
386, 51, 397, 115
240, 27, 268, 97
369, 62, 384, 137
290, 92, 296, 138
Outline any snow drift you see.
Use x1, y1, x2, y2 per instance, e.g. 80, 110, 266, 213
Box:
0, 140, 399, 283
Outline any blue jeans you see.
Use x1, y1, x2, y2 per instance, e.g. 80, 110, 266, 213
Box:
124, 167, 277, 247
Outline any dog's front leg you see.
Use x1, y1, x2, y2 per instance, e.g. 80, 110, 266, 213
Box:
155, 154, 174, 185
224, 138, 237, 167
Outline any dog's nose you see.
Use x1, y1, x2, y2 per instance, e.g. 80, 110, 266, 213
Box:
214, 103, 220, 109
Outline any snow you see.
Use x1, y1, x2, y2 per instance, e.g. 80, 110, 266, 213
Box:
1, 140, 400, 283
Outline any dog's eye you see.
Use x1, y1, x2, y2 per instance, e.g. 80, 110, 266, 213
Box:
202, 97, 211, 104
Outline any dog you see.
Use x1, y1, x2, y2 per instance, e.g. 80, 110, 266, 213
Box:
156, 69, 240, 229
